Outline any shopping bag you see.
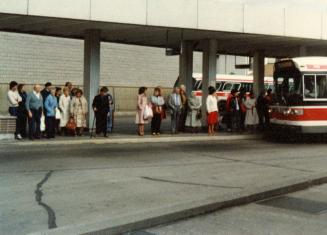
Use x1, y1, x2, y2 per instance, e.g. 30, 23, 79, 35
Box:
55, 108, 61, 120
143, 105, 153, 120
40, 115, 46, 132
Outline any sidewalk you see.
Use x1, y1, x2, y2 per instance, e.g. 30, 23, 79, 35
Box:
0, 115, 261, 146
2, 133, 259, 147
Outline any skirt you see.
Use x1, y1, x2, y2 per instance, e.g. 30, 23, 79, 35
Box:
207, 111, 218, 125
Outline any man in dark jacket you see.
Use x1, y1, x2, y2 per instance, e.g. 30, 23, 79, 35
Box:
92, 87, 110, 137
226, 89, 239, 132
41, 82, 52, 103
256, 90, 267, 131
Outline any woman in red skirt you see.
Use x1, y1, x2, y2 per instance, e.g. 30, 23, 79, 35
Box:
206, 86, 219, 135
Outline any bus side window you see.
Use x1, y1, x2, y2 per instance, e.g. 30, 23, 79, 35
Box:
223, 83, 233, 91
303, 75, 316, 98
242, 83, 252, 92
193, 80, 201, 91
233, 83, 241, 91
317, 75, 327, 98
216, 82, 221, 91
249, 83, 253, 92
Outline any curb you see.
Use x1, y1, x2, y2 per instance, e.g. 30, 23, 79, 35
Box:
11, 134, 260, 147
28, 172, 327, 235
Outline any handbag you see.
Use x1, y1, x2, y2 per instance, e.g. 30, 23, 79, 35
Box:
143, 105, 153, 120
55, 108, 61, 120
66, 117, 77, 131
196, 110, 202, 120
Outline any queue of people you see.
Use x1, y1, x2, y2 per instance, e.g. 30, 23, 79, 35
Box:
224, 88, 272, 132
7, 81, 115, 140
7, 80, 272, 140
135, 84, 272, 136
135, 85, 219, 136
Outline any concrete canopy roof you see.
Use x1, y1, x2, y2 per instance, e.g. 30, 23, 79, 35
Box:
1, 0, 327, 58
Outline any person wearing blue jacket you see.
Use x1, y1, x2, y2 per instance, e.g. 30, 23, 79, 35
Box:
44, 89, 58, 139
26, 85, 43, 140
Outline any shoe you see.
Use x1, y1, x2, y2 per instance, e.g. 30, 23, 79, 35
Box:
15, 134, 22, 140
156, 133, 160, 136
152, 132, 156, 136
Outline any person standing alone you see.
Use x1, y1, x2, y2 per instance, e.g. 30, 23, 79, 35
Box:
92, 87, 110, 138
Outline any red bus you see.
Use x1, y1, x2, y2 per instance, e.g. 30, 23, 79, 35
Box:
270, 57, 327, 133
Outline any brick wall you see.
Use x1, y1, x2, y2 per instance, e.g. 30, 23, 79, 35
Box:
0, 32, 248, 114
0, 32, 247, 86
0, 32, 195, 87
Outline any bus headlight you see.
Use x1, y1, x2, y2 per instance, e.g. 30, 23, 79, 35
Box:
291, 109, 304, 115
283, 108, 303, 116
283, 109, 292, 115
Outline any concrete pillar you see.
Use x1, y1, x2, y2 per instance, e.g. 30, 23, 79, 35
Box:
202, 39, 218, 124
253, 50, 265, 96
84, 29, 100, 129
179, 41, 194, 96
299, 46, 307, 57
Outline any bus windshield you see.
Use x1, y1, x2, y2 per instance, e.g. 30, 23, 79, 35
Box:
274, 74, 302, 105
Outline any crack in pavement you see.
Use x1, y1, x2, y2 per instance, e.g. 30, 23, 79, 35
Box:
141, 176, 242, 189
35, 170, 57, 229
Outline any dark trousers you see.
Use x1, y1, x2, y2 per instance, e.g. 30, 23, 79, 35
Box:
231, 111, 240, 132
240, 111, 246, 131
45, 116, 56, 138
18, 111, 27, 137
28, 109, 42, 139
179, 108, 187, 132
151, 113, 162, 133
171, 110, 181, 134
9, 107, 19, 136
264, 111, 270, 128
95, 112, 108, 135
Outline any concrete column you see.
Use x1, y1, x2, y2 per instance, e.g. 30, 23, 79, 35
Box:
253, 50, 265, 96
84, 29, 100, 129
202, 39, 218, 124
179, 41, 194, 96
299, 46, 307, 57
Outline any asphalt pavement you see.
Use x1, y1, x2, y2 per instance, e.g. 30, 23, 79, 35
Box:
1, 136, 327, 235
148, 183, 327, 235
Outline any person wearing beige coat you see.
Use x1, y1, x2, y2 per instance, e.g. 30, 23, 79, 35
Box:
70, 89, 88, 136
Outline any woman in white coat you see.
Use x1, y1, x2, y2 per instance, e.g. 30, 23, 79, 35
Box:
206, 86, 219, 135
59, 87, 71, 135
244, 91, 259, 132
